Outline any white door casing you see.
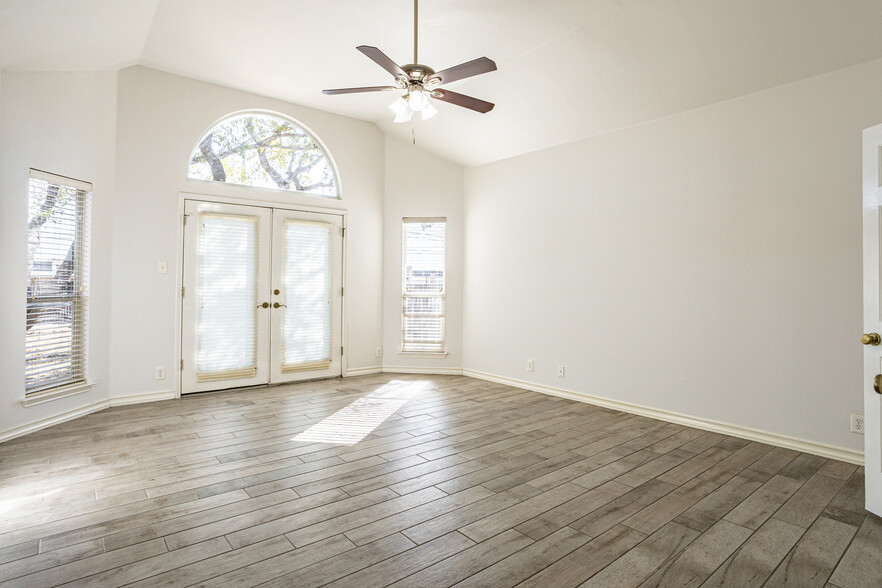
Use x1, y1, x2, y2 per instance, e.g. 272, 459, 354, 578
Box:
861, 124, 882, 517
181, 199, 343, 394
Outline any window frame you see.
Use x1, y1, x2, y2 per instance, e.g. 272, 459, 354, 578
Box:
400, 217, 448, 356
24, 169, 92, 401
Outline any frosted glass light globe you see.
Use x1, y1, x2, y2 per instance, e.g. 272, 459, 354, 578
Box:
408, 89, 429, 111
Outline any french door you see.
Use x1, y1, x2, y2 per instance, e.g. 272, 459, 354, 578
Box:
181, 200, 343, 394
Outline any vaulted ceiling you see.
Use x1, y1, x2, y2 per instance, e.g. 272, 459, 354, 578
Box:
4, 0, 882, 166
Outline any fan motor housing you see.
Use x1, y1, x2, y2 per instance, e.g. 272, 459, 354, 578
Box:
402, 64, 435, 81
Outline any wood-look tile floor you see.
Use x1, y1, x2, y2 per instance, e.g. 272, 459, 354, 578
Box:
1, 374, 880, 587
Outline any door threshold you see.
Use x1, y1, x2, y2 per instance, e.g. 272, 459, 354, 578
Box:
181, 375, 344, 397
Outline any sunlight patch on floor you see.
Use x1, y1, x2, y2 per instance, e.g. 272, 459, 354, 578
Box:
293, 380, 430, 445
0, 487, 63, 517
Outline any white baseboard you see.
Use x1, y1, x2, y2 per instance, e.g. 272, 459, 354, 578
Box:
383, 365, 464, 376
463, 369, 864, 466
110, 389, 177, 407
344, 366, 384, 377
0, 400, 110, 444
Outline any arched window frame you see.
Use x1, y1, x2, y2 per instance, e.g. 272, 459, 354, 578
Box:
187, 110, 342, 199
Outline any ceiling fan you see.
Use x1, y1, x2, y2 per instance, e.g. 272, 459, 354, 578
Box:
323, 0, 497, 123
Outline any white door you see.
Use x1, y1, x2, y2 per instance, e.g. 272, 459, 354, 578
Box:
269, 209, 343, 384
181, 200, 343, 394
181, 201, 272, 393
861, 125, 882, 517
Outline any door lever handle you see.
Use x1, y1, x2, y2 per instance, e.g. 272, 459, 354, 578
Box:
273, 302, 287, 308
875, 374, 882, 395
257, 302, 269, 308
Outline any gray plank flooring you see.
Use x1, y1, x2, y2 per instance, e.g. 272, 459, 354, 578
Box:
0, 374, 879, 587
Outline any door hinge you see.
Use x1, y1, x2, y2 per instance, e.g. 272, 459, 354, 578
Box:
341, 286, 344, 297
181, 286, 185, 297
341, 227, 346, 238
180, 359, 184, 371
183, 214, 189, 226
341, 346, 344, 356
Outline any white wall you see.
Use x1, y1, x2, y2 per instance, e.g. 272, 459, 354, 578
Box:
4, 57, 877, 460
110, 67, 386, 399
0, 72, 118, 435
463, 59, 882, 454
383, 136, 464, 372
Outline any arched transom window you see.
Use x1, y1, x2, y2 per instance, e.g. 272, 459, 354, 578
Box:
188, 112, 338, 198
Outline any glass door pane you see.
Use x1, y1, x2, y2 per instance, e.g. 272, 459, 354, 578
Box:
197, 213, 259, 381
282, 220, 331, 372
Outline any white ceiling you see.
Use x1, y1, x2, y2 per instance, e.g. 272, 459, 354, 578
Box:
4, 0, 882, 166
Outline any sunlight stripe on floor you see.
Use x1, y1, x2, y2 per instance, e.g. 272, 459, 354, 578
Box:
293, 380, 429, 445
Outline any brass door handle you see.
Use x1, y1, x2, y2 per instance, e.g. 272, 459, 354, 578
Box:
258, 302, 269, 308
875, 374, 882, 395
273, 302, 286, 308
861, 333, 881, 345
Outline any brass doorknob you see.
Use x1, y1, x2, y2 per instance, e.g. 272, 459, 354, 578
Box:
875, 374, 882, 395
861, 333, 881, 345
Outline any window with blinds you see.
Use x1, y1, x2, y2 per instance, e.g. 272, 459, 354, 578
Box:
26, 170, 92, 393
196, 212, 259, 382
401, 218, 446, 353
282, 220, 332, 372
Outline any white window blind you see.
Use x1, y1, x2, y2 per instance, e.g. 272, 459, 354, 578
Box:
26, 170, 92, 393
402, 219, 446, 353
196, 213, 259, 382
282, 220, 332, 372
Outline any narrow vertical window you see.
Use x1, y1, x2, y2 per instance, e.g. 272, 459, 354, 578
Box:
401, 218, 446, 353
26, 170, 91, 393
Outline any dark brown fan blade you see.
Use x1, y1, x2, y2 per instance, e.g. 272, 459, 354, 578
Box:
356, 45, 407, 78
427, 57, 496, 85
323, 86, 398, 95
431, 89, 494, 113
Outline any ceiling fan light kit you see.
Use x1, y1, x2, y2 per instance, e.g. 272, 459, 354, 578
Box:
389, 88, 438, 123
323, 0, 497, 122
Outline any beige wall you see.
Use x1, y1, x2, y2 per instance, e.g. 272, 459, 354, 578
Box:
0, 66, 390, 437
110, 67, 387, 398
3, 56, 880, 459
463, 58, 882, 454
383, 136, 465, 372
0, 72, 118, 435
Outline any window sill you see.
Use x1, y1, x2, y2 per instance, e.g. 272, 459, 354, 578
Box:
399, 352, 449, 359
22, 381, 96, 407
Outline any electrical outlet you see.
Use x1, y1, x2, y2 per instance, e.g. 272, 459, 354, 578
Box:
527, 359, 534, 372
851, 412, 865, 434
557, 365, 565, 378
376, 347, 382, 358
155, 366, 166, 380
